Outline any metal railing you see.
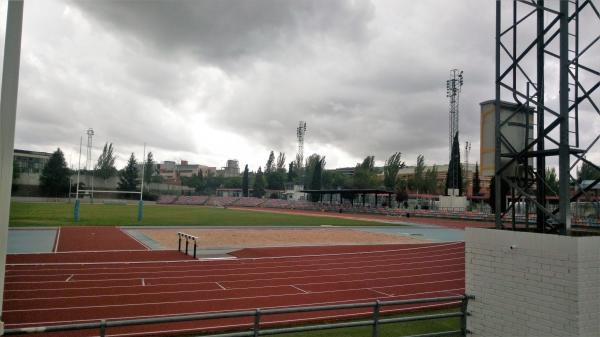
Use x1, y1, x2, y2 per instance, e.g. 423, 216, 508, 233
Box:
178, 231, 199, 258
4, 295, 473, 337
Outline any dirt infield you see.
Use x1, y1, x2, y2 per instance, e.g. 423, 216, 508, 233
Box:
140, 228, 426, 250
4, 242, 465, 337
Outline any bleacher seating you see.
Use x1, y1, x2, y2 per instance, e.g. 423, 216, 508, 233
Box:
206, 196, 240, 207
233, 197, 266, 207
157, 195, 178, 204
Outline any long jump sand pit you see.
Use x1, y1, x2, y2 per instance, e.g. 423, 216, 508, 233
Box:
140, 228, 426, 250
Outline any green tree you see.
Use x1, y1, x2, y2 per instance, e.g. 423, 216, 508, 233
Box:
252, 167, 266, 198
39, 148, 70, 197
472, 162, 481, 196
424, 165, 439, 194
545, 167, 559, 196
265, 151, 276, 174
576, 160, 600, 183
96, 142, 117, 181
309, 156, 326, 202
287, 162, 297, 182
276, 152, 286, 171
143, 152, 157, 184
384, 152, 405, 191
408, 154, 426, 192
118, 153, 139, 195
242, 164, 249, 197
445, 133, 463, 195
181, 172, 204, 192
353, 155, 377, 189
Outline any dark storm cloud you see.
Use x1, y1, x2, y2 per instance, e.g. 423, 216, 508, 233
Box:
73, 0, 375, 69
14, 0, 597, 169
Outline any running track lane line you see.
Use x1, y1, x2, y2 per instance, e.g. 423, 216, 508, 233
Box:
53, 227, 61, 253
4, 286, 465, 328
3, 275, 464, 313
5, 242, 463, 266
5, 245, 464, 275
120, 228, 151, 251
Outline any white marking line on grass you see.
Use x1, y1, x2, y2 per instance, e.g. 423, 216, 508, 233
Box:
3, 276, 464, 313
121, 228, 151, 251
214, 282, 226, 290
5, 287, 464, 328
6, 246, 464, 277
65, 275, 74, 282
290, 285, 309, 294
53, 228, 61, 253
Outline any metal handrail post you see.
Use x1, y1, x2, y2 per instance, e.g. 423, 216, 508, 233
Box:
254, 309, 261, 337
460, 296, 469, 336
99, 319, 106, 337
372, 300, 381, 337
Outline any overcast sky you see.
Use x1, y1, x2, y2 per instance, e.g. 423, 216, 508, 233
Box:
1, 0, 598, 172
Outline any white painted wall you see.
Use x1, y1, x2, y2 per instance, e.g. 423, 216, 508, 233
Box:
466, 228, 600, 337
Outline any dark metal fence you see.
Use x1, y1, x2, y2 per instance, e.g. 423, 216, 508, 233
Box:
4, 295, 472, 337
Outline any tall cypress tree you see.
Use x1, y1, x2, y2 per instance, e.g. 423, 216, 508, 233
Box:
118, 153, 139, 196
252, 167, 265, 198
472, 162, 481, 196
242, 165, 249, 197
39, 148, 70, 197
445, 133, 463, 196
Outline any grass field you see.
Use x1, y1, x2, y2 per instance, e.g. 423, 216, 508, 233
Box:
9, 202, 385, 227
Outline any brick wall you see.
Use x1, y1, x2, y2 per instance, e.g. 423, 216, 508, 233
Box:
466, 228, 600, 337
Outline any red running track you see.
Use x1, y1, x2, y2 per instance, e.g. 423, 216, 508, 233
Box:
4, 241, 465, 337
55, 227, 148, 252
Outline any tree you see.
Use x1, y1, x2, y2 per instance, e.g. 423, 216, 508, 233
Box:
408, 154, 426, 192
287, 162, 296, 182
384, 152, 406, 191
265, 151, 276, 174
39, 148, 70, 197
545, 168, 559, 196
96, 142, 117, 181
576, 160, 600, 183
472, 162, 481, 196
242, 165, 249, 197
353, 155, 377, 189
309, 156, 326, 202
143, 152, 157, 184
424, 165, 439, 194
276, 152, 286, 171
445, 133, 463, 195
118, 153, 139, 195
181, 172, 204, 192
252, 167, 266, 198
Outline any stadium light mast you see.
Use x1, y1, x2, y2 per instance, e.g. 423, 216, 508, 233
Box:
296, 121, 307, 168
446, 69, 464, 160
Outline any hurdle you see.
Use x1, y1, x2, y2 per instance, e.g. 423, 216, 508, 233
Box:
177, 232, 199, 258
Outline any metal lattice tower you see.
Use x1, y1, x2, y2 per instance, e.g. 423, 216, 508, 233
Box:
447, 69, 464, 160
495, 0, 600, 234
85, 128, 94, 171
296, 121, 307, 168
465, 141, 471, 195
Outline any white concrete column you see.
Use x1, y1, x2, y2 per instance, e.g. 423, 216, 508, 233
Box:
0, 0, 24, 331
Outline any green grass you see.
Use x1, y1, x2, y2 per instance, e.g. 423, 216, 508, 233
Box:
9, 202, 386, 227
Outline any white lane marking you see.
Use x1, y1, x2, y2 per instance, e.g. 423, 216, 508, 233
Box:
3, 277, 464, 312
141, 279, 145, 286
368, 288, 393, 297
53, 228, 61, 253
65, 275, 74, 282
5, 250, 464, 281
121, 229, 151, 251
5, 287, 464, 328
214, 282, 226, 290
290, 285, 309, 294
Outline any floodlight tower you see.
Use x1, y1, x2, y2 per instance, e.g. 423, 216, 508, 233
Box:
446, 69, 464, 160
296, 121, 307, 168
465, 141, 471, 195
85, 128, 94, 171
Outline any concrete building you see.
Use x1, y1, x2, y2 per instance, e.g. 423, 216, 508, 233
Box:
13, 149, 51, 174
218, 159, 240, 177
